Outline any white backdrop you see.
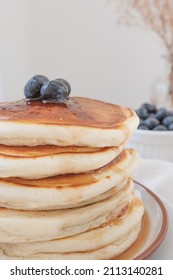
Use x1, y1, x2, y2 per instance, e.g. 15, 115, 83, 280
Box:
0, 0, 166, 108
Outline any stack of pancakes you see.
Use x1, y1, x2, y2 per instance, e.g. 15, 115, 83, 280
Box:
0, 97, 144, 259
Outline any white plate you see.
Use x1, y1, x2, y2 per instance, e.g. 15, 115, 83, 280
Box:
116, 181, 168, 260
146, 196, 173, 260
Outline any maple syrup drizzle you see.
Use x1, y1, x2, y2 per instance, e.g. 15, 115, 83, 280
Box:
114, 211, 150, 260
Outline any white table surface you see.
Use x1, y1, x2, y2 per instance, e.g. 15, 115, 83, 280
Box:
135, 158, 173, 260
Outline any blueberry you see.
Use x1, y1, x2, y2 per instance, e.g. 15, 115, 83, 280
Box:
24, 75, 49, 100
162, 116, 173, 127
168, 123, 173, 130
138, 124, 149, 130
144, 117, 160, 129
139, 119, 145, 125
153, 125, 167, 131
155, 108, 168, 121
40, 80, 70, 103
148, 113, 156, 118
136, 108, 148, 119
141, 103, 157, 113
167, 111, 173, 117
55, 79, 71, 95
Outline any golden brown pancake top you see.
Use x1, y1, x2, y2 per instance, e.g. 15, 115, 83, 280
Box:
0, 97, 134, 128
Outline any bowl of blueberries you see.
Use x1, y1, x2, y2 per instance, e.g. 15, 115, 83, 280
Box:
128, 103, 173, 161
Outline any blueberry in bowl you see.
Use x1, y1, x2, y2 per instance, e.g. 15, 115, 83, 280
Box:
135, 103, 173, 131
143, 117, 159, 130
127, 103, 173, 161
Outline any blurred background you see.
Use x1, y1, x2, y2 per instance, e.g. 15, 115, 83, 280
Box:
0, 0, 166, 108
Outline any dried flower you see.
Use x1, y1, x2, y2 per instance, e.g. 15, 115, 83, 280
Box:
107, 0, 173, 103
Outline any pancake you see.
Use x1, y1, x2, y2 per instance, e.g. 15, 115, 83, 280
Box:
0, 196, 144, 259
0, 145, 123, 179
0, 149, 139, 210
0, 180, 133, 243
0, 97, 139, 147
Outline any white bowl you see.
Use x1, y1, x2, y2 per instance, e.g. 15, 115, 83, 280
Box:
127, 129, 173, 162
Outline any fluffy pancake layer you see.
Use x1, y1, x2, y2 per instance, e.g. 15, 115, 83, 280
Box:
0, 98, 139, 147
0, 145, 124, 179
0, 149, 139, 210
0, 180, 134, 243
0, 195, 144, 259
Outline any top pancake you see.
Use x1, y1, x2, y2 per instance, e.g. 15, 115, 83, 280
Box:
0, 97, 136, 127
0, 97, 139, 147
